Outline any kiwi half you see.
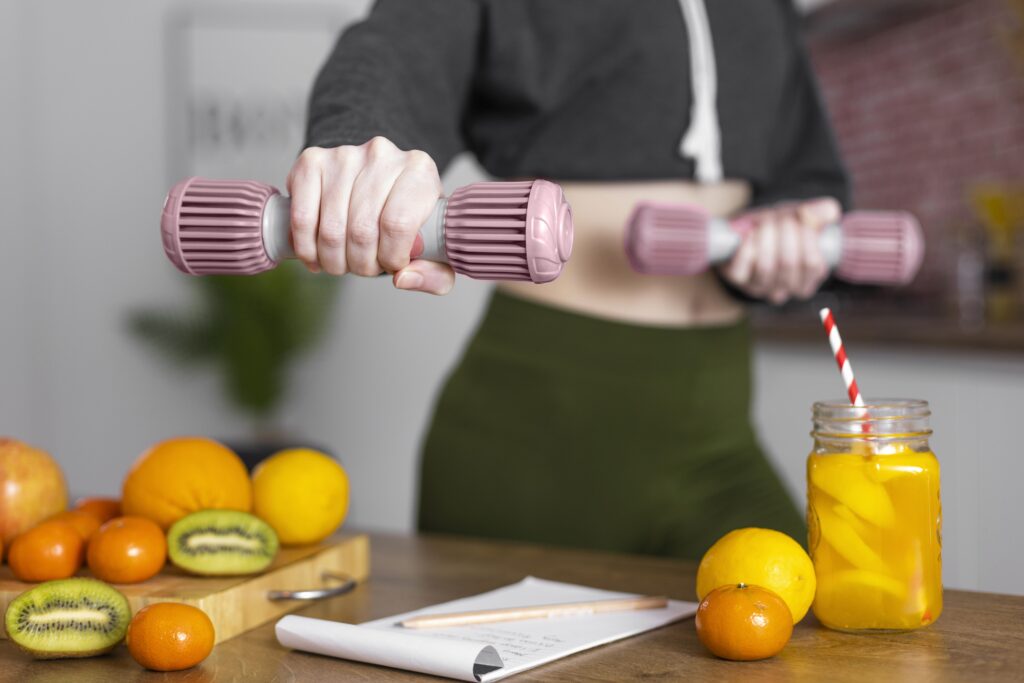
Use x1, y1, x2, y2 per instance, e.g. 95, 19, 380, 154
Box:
167, 509, 279, 576
4, 578, 131, 659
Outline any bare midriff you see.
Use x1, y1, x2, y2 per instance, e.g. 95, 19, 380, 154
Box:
499, 179, 753, 327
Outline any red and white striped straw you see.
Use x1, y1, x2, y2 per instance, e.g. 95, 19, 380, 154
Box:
819, 307, 865, 407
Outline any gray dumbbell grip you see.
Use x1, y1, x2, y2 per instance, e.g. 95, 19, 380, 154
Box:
706, 217, 842, 267
262, 194, 448, 264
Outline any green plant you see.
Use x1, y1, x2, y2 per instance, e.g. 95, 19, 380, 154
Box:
130, 263, 336, 427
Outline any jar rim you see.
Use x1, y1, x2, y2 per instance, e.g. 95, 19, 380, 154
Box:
813, 398, 930, 417
812, 398, 931, 438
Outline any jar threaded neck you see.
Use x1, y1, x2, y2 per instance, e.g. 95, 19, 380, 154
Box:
812, 398, 931, 438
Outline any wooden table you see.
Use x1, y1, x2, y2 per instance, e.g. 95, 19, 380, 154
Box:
2, 533, 1022, 682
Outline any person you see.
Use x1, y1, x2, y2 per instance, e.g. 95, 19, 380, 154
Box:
288, 0, 849, 559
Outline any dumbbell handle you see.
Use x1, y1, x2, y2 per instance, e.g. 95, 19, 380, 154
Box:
706, 218, 843, 266
259, 194, 448, 264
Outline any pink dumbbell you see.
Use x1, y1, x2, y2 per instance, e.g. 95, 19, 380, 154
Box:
161, 177, 574, 283
624, 202, 924, 285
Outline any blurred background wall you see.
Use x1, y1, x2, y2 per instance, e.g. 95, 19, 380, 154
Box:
1, 0, 1021, 595
810, 0, 1024, 316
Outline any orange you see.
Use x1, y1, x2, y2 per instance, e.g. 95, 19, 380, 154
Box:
122, 437, 252, 529
74, 497, 121, 524
127, 603, 215, 671
8, 520, 84, 582
87, 516, 167, 584
49, 510, 102, 543
695, 584, 793, 661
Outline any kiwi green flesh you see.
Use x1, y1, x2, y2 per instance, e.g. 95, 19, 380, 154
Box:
4, 578, 130, 659
168, 510, 279, 576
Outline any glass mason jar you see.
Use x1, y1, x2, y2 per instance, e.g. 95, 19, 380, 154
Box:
807, 399, 942, 632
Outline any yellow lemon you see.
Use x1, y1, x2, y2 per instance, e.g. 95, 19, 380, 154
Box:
252, 449, 349, 546
696, 528, 816, 623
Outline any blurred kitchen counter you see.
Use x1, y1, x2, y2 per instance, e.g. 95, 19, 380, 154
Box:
753, 314, 1024, 354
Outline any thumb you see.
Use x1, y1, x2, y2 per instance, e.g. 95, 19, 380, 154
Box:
393, 261, 456, 296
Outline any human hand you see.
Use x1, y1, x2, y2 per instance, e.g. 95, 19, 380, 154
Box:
719, 197, 842, 304
286, 137, 455, 295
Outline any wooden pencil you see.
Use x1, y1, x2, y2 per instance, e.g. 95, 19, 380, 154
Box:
398, 595, 669, 629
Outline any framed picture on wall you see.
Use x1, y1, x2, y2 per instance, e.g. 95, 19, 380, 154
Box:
164, 1, 371, 188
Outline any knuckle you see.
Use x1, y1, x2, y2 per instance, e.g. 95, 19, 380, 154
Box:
347, 220, 377, 247
380, 213, 420, 238
331, 145, 361, 168
291, 209, 317, 232
820, 197, 842, 213
379, 253, 407, 273
290, 164, 316, 185
297, 147, 325, 169
364, 136, 394, 158
405, 149, 436, 172
318, 226, 346, 249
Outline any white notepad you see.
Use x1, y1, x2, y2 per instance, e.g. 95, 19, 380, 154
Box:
276, 576, 699, 681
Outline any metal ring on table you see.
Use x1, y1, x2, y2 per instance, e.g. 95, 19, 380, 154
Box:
267, 571, 358, 601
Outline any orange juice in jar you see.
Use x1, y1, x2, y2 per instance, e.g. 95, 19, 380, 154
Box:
807, 399, 942, 632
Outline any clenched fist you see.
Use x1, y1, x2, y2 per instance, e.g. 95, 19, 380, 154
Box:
286, 136, 454, 295
720, 197, 842, 304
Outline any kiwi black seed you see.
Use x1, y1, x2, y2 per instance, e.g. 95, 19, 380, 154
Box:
4, 578, 131, 659
167, 509, 279, 576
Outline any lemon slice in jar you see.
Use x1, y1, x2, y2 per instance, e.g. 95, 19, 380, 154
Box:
826, 569, 908, 599
815, 503, 888, 574
815, 569, 910, 629
833, 503, 869, 536
863, 444, 930, 484
810, 454, 896, 527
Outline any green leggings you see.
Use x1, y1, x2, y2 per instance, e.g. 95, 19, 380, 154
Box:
417, 291, 804, 560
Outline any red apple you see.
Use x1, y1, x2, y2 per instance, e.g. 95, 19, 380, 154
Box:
0, 438, 69, 549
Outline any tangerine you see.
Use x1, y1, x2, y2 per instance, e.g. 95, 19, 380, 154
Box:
8, 520, 84, 582
74, 497, 121, 524
49, 510, 102, 543
122, 437, 251, 529
126, 603, 215, 671
695, 583, 793, 661
87, 516, 167, 584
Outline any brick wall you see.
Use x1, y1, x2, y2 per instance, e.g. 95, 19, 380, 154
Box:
809, 0, 1024, 295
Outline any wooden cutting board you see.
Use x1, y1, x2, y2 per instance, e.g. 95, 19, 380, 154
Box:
0, 533, 369, 644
